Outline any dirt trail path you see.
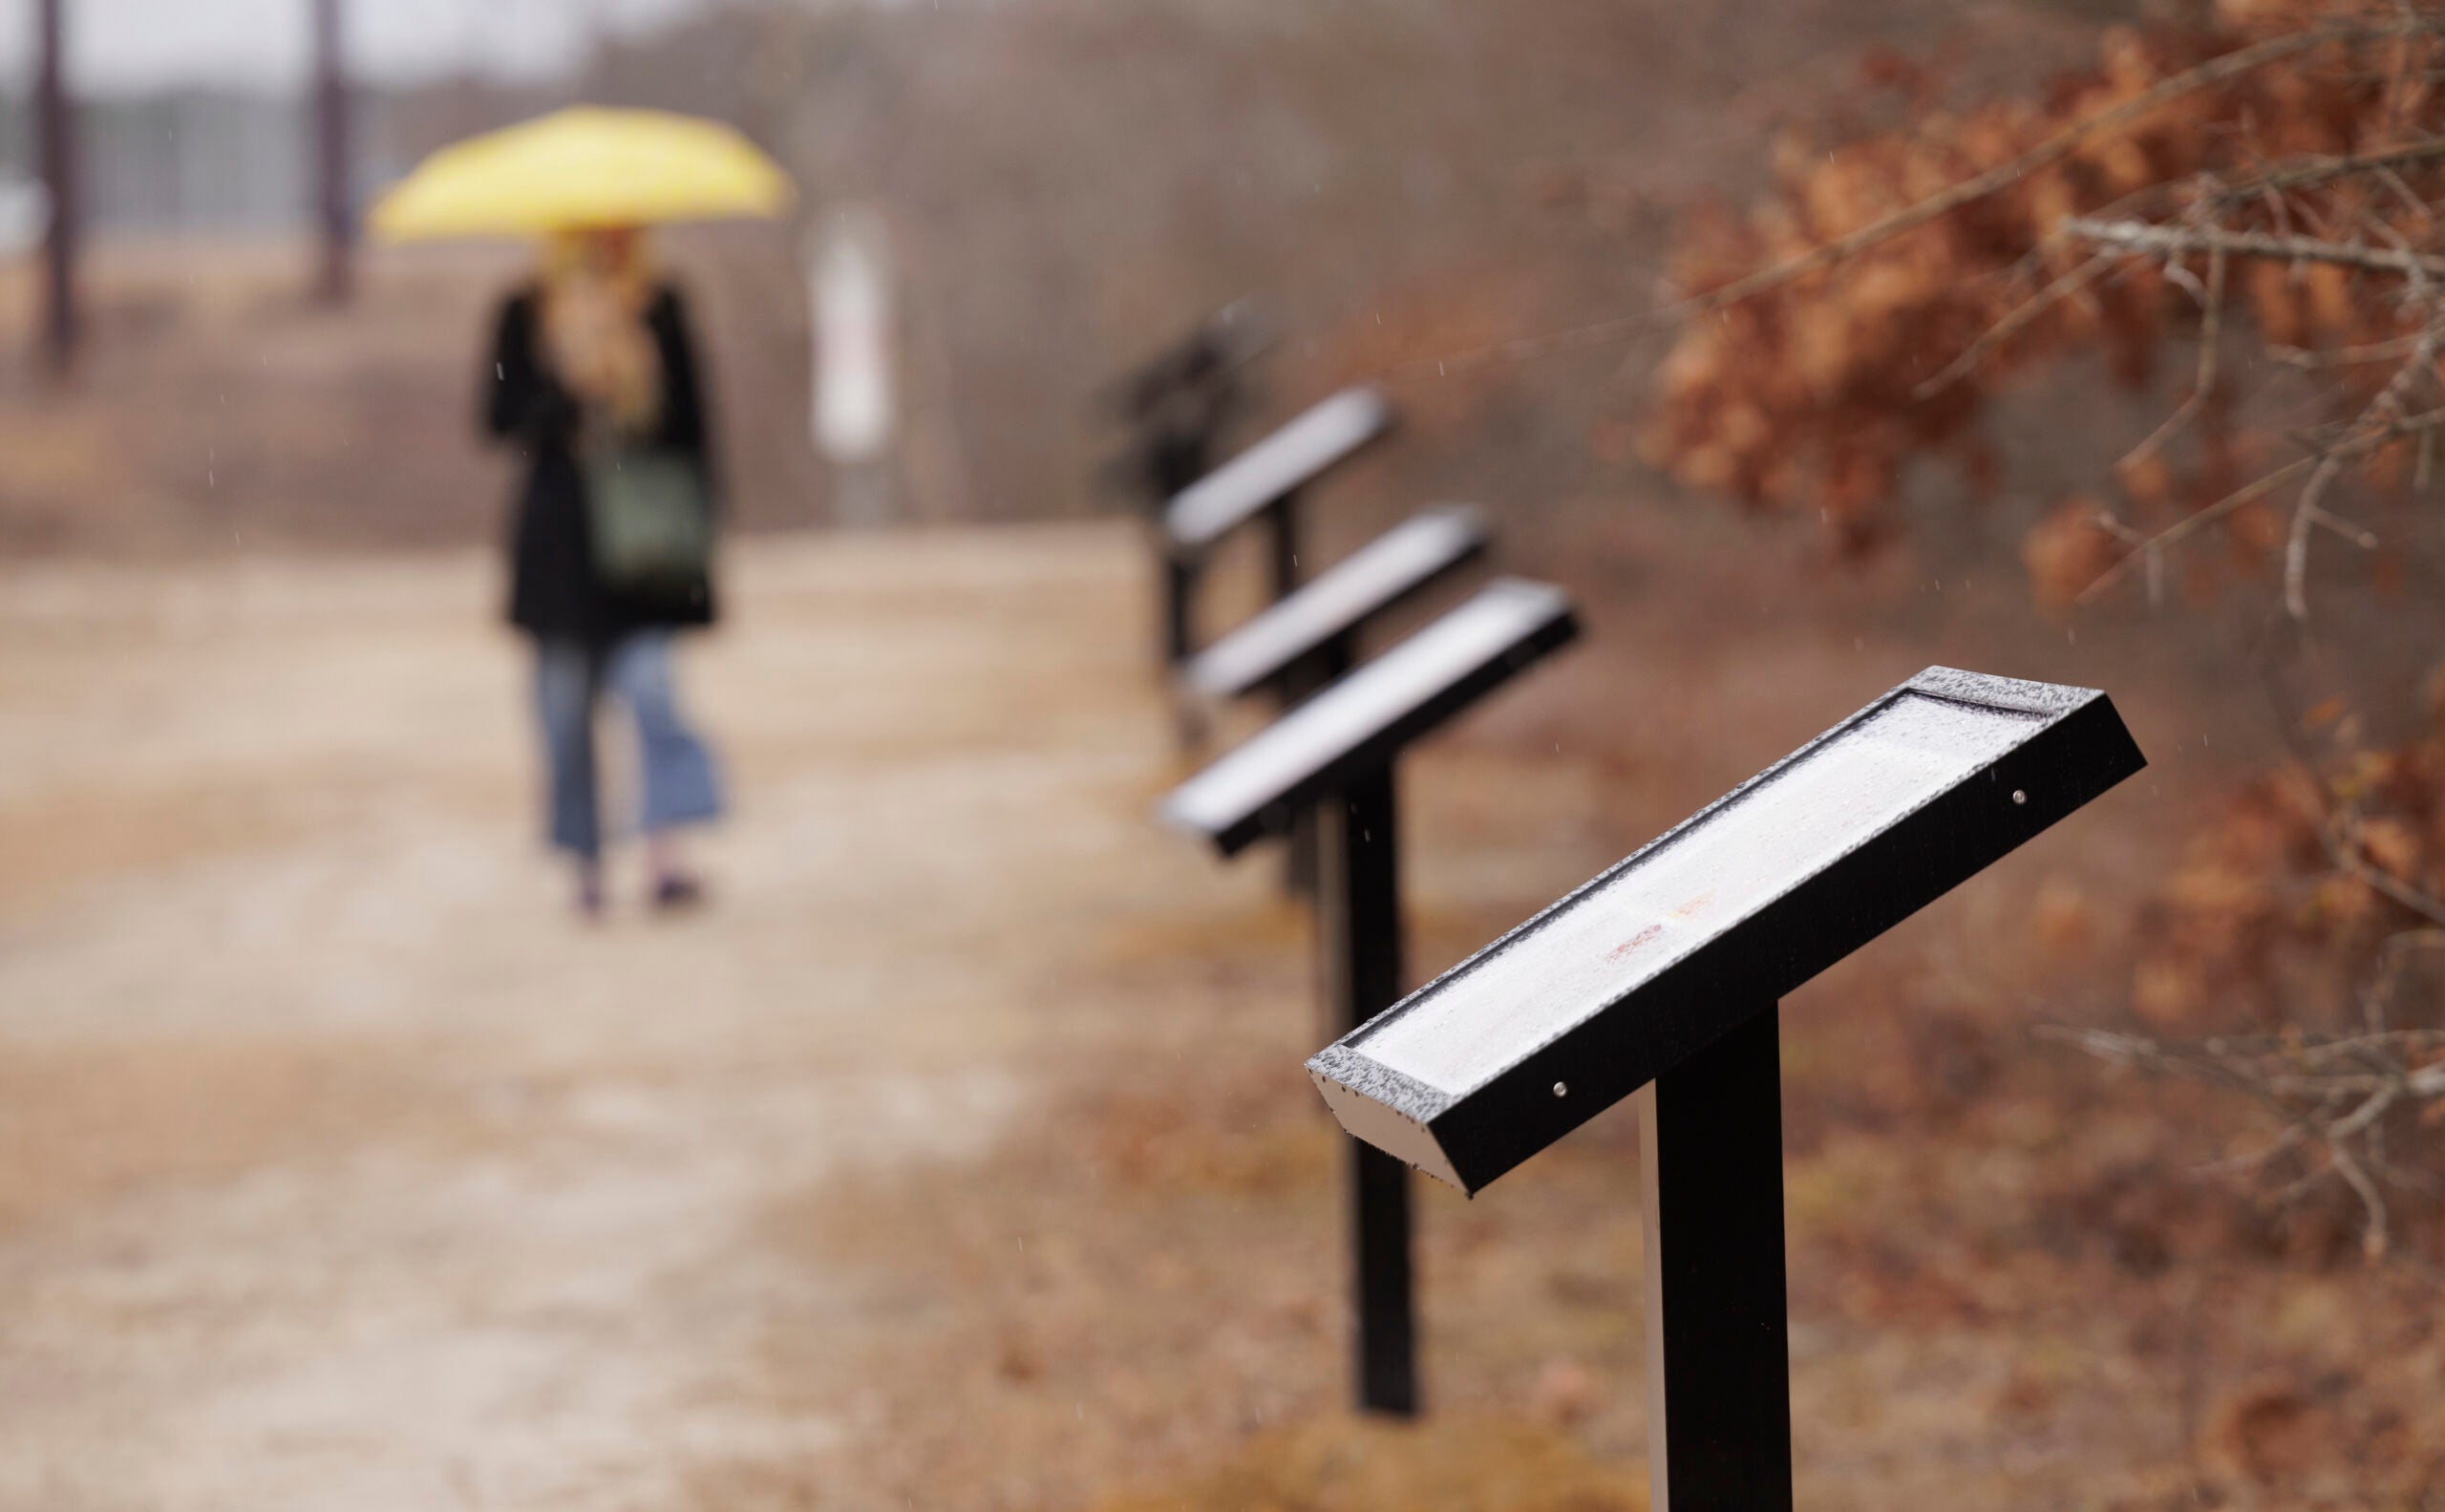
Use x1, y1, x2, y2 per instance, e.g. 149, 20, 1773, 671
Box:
0, 524, 1219, 1509
6, 522, 2301, 1512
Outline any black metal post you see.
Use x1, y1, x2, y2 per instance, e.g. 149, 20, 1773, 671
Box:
310, 0, 352, 305
1266, 488, 1303, 602
1278, 631, 1351, 900
1316, 759, 1417, 1416
1161, 551, 1196, 667
1635, 1006, 1794, 1512
35, 0, 76, 374
1149, 425, 1212, 678
1161, 548, 1209, 751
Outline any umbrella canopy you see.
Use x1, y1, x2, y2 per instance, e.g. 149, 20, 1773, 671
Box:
369, 107, 794, 241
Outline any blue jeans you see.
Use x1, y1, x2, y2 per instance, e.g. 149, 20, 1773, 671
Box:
533, 633, 723, 862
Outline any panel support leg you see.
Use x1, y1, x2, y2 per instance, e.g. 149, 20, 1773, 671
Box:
1161, 550, 1194, 670
1278, 632, 1351, 900
1266, 489, 1303, 603
1636, 1007, 1794, 1512
1148, 424, 1211, 682
1159, 549, 1207, 750
1316, 761, 1417, 1416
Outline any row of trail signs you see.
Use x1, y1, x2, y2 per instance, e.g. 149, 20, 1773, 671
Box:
1116, 312, 2147, 1512
1161, 384, 1393, 747
1162, 577, 1582, 1415
1155, 380, 1398, 892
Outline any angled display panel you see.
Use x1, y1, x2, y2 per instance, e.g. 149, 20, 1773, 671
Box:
1159, 578, 1579, 856
1308, 668, 2146, 1193
1180, 504, 1489, 700
1164, 387, 1393, 550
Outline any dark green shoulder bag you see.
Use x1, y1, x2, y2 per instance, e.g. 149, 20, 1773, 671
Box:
585, 448, 712, 589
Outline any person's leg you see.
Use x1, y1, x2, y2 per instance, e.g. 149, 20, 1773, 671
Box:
604, 630, 722, 905
532, 638, 606, 914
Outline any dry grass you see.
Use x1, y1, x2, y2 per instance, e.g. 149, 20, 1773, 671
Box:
1091, 1415, 1648, 1512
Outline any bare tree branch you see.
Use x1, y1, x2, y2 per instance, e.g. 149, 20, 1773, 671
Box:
2122, 241, 2229, 474
2063, 218, 2445, 279
1914, 252, 2119, 398
2213, 137, 2445, 202
2042, 1020, 2445, 1258
2077, 408, 2445, 605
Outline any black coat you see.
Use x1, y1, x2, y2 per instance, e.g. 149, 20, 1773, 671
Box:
482, 283, 718, 643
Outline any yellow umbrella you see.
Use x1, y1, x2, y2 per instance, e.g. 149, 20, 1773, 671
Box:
368, 106, 794, 241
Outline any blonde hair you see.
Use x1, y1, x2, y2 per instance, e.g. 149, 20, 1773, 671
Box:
539, 227, 663, 440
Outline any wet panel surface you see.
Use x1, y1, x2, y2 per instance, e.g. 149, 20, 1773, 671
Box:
1180, 504, 1487, 700
1159, 578, 1576, 851
1355, 692, 2041, 1095
1163, 388, 1392, 550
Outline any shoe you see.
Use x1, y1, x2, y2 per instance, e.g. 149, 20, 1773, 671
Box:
650, 873, 706, 913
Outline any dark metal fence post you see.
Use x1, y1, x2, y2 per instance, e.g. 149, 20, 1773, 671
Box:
1149, 428, 1214, 678
1161, 552, 1196, 668
1636, 1007, 1794, 1512
36, 0, 77, 374
1316, 760, 1417, 1416
1267, 490, 1303, 602
1259, 491, 1306, 828
1276, 628, 1348, 899
311, 0, 353, 305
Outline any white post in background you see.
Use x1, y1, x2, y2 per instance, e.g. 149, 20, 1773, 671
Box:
810, 206, 897, 527
0, 181, 48, 263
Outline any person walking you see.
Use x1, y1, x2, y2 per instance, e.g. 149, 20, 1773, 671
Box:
482, 224, 723, 917
369, 108, 791, 915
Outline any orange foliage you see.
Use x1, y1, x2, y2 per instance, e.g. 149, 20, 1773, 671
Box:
2133, 708, 2445, 1031
2021, 496, 2122, 609
1643, 1, 2445, 563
